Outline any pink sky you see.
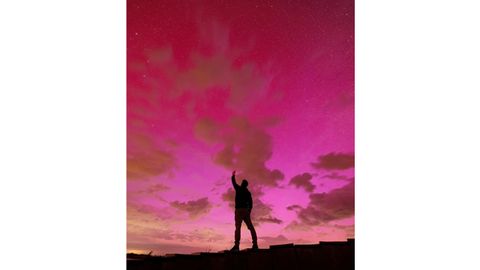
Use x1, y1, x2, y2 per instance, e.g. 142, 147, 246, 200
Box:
127, 0, 354, 255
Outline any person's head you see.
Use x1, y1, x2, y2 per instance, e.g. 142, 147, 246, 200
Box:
241, 179, 248, 188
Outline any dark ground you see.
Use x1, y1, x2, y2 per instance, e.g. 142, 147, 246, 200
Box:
127, 239, 354, 270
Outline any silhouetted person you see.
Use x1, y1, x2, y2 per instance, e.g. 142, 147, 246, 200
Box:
230, 170, 258, 251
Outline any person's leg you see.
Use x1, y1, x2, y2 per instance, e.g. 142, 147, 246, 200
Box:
234, 209, 242, 246
243, 211, 257, 246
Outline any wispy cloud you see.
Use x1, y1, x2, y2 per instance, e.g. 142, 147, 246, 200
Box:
297, 181, 354, 225
127, 134, 177, 180
289, 173, 315, 192
170, 197, 213, 218
311, 152, 354, 170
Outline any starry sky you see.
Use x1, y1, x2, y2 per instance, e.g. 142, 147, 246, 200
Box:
127, 0, 354, 255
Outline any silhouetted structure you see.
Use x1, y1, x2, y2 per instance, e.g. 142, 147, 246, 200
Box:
127, 239, 354, 270
230, 170, 257, 251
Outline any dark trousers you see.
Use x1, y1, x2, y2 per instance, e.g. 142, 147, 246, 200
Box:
234, 208, 257, 245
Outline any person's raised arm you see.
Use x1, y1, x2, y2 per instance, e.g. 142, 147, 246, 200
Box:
231, 170, 239, 190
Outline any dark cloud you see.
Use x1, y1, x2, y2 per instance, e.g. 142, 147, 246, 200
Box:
297, 181, 354, 225
210, 179, 229, 192
214, 116, 285, 187
284, 221, 311, 231
221, 188, 236, 209
289, 173, 315, 192
322, 172, 351, 180
286, 205, 303, 211
252, 196, 283, 225
311, 152, 354, 170
127, 134, 177, 180
128, 150, 176, 180
128, 201, 175, 221
141, 183, 170, 194
257, 216, 283, 224
170, 197, 212, 218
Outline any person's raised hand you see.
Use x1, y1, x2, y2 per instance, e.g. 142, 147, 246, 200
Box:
232, 170, 236, 176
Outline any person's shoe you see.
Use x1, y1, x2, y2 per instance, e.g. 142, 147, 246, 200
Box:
230, 245, 239, 252
252, 243, 258, 250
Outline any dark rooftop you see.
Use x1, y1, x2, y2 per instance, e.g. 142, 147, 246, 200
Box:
127, 238, 354, 270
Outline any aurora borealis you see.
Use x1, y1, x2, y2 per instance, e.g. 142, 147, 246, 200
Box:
127, 0, 354, 255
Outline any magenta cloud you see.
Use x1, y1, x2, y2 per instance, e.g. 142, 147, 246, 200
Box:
311, 152, 355, 170
297, 181, 354, 225
170, 197, 213, 218
289, 173, 315, 192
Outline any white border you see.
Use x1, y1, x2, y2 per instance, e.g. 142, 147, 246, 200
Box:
357, 0, 480, 269
1, 0, 480, 269
0, 1, 126, 269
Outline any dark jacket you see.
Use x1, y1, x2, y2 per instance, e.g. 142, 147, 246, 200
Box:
231, 175, 253, 209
